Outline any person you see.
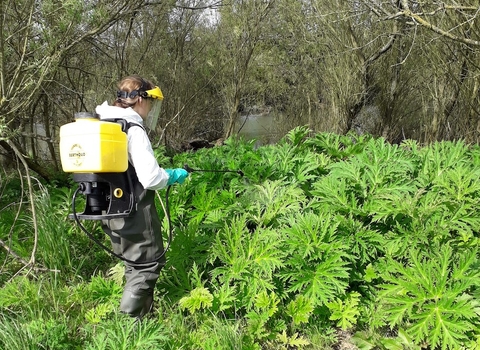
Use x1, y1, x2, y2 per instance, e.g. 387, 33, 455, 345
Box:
95, 75, 188, 318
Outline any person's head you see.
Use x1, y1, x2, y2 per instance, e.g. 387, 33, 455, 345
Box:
115, 75, 164, 129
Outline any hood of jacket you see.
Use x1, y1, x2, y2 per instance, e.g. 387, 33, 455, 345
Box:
95, 101, 144, 126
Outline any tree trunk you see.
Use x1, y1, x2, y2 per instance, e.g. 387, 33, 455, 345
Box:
0, 139, 51, 182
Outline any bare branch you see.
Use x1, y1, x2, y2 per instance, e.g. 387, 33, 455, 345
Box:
7, 139, 38, 266
174, 0, 223, 11
0, 238, 30, 266
398, 0, 480, 46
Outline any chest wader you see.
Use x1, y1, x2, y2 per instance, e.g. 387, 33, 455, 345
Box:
60, 113, 166, 319
102, 165, 166, 318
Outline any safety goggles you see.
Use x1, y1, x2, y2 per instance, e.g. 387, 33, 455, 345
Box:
116, 86, 164, 100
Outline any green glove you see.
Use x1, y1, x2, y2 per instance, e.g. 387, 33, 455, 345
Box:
165, 168, 189, 185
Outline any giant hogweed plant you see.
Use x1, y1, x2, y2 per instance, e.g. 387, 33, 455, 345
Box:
162, 132, 326, 299
279, 211, 351, 308
310, 137, 417, 220
167, 131, 480, 345
240, 180, 306, 228
261, 127, 328, 182
415, 140, 472, 185
293, 136, 477, 336
208, 213, 285, 309
181, 208, 354, 341
304, 131, 373, 160
113, 134, 480, 348
412, 141, 480, 242
311, 137, 480, 248
373, 243, 480, 349
308, 138, 419, 268
428, 165, 480, 241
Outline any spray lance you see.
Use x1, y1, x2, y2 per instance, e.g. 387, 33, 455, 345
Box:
59, 113, 244, 264
183, 164, 244, 177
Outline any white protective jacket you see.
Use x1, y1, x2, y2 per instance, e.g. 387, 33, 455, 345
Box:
95, 101, 170, 190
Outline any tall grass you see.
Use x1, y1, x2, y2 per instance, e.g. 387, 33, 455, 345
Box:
32, 186, 76, 271
84, 314, 168, 350
31, 185, 113, 277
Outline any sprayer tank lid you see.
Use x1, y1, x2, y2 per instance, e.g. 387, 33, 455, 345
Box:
75, 112, 100, 120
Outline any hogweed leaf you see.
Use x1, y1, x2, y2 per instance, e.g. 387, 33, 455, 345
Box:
254, 291, 279, 317
351, 331, 377, 350
393, 328, 421, 350
339, 217, 386, 265
209, 215, 248, 268
107, 263, 125, 286
210, 217, 284, 309
243, 180, 305, 226
282, 212, 340, 259
269, 143, 304, 177
378, 244, 479, 348
285, 295, 314, 325
326, 292, 361, 330
246, 310, 271, 339
203, 208, 231, 229
275, 330, 310, 348
311, 176, 360, 214
283, 125, 311, 147
179, 287, 213, 313
281, 212, 350, 306
305, 132, 369, 159
433, 166, 480, 202
212, 283, 236, 313
418, 140, 470, 184
284, 252, 350, 305
290, 154, 323, 184
364, 264, 377, 282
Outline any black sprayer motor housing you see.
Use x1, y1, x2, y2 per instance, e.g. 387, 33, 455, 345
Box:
69, 172, 135, 220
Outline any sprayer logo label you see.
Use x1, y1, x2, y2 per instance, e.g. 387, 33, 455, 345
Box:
69, 144, 85, 167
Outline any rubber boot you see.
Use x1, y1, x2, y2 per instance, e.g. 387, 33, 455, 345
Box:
119, 289, 154, 319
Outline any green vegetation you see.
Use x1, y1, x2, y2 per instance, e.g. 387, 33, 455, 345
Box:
1, 128, 480, 349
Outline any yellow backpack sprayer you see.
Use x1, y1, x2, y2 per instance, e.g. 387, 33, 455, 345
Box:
59, 112, 156, 263
60, 112, 135, 220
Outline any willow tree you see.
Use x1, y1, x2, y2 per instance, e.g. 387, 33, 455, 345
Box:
338, 0, 480, 142
148, 0, 227, 149
295, 0, 480, 142
394, 1, 480, 142
0, 0, 162, 178
211, 0, 277, 139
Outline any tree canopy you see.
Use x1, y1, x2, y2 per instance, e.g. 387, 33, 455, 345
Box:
2, 0, 480, 180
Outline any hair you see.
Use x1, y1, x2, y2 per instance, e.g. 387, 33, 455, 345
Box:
114, 75, 155, 108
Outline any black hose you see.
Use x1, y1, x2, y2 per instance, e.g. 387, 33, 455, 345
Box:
72, 185, 173, 265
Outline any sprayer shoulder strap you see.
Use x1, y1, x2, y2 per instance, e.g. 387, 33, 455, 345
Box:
102, 118, 145, 133
126, 121, 145, 132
